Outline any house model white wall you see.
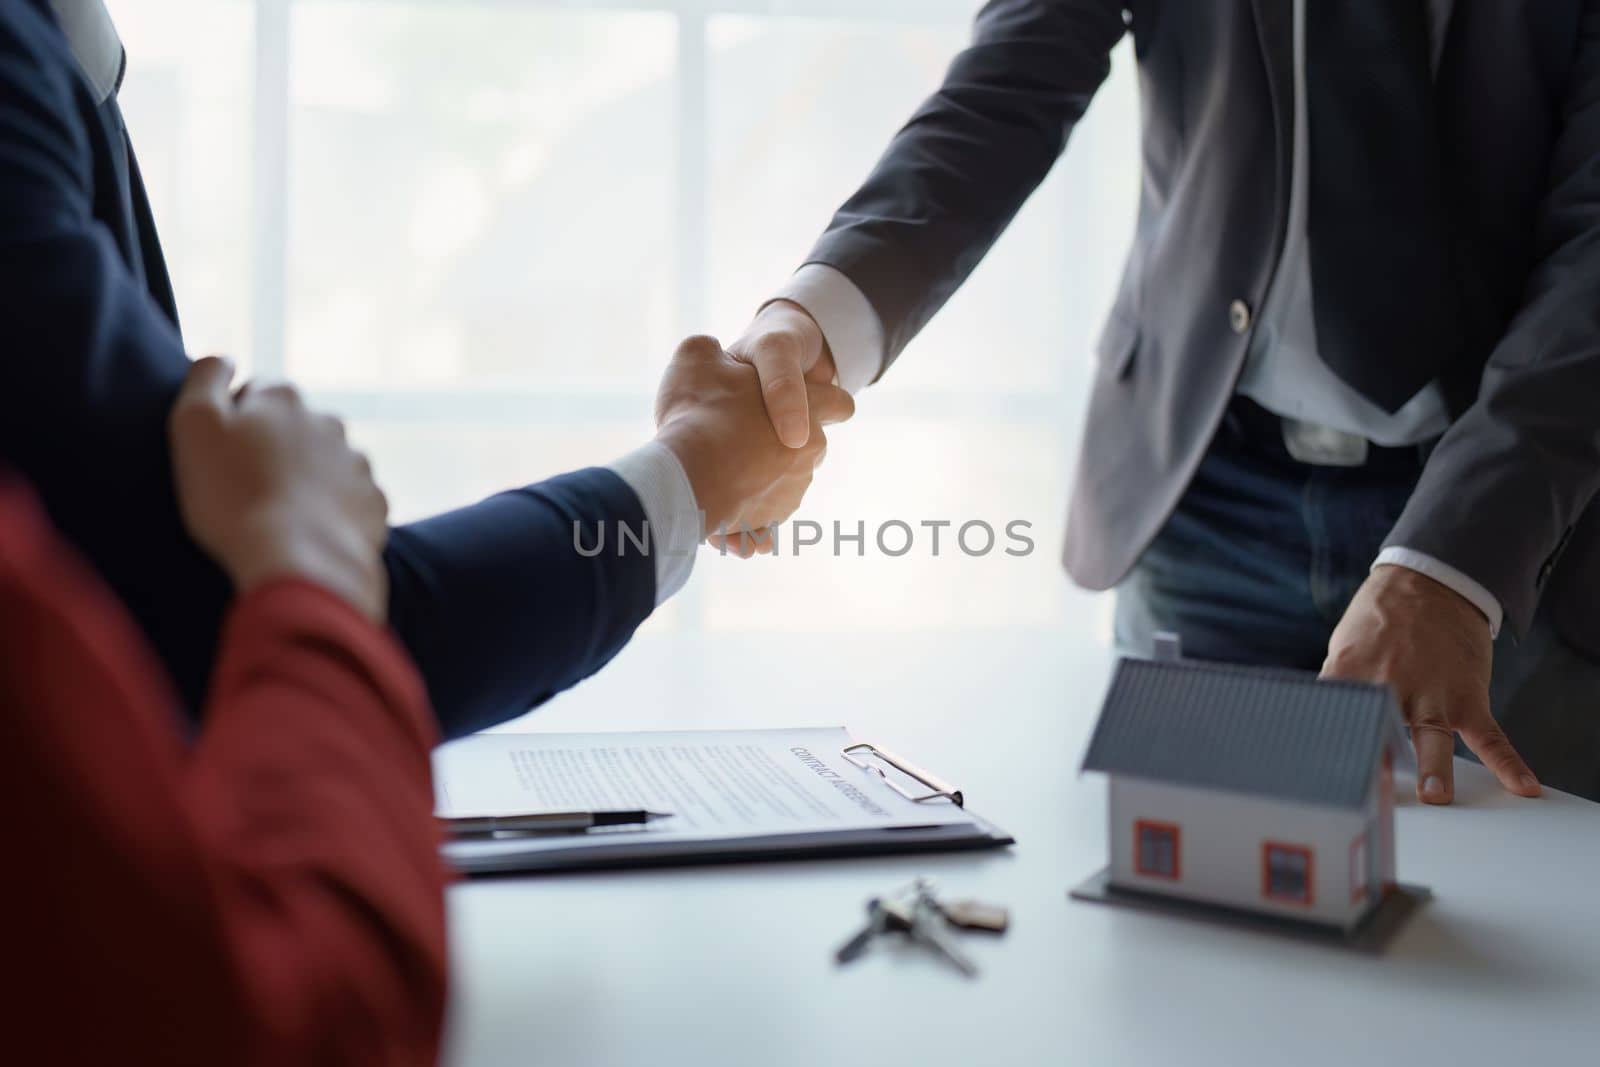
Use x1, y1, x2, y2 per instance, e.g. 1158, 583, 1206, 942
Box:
1081, 656, 1411, 932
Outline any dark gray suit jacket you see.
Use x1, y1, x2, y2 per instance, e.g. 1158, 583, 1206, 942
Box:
804, 0, 1599, 655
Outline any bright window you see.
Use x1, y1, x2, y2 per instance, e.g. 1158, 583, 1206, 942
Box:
108, 0, 1142, 640
1262, 842, 1315, 906
1134, 820, 1181, 880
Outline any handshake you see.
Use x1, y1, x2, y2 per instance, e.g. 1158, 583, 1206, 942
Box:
652, 303, 848, 556
163, 303, 846, 632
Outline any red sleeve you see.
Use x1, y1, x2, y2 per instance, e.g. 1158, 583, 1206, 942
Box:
0, 479, 448, 1067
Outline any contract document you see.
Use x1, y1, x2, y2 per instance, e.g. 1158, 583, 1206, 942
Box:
434, 727, 1013, 874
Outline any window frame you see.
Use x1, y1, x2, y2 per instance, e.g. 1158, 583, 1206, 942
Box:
1133, 818, 1182, 881
1261, 841, 1315, 907
244, 0, 984, 383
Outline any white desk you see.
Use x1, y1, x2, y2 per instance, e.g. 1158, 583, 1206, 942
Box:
443, 627, 1600, 1066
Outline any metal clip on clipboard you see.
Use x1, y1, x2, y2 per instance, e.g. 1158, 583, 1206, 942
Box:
841, 742, 965, 808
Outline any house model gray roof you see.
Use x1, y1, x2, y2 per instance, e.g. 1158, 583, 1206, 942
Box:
1080, 658, 1407, 810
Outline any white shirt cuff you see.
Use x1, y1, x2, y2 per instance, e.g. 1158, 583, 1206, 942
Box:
606, 442, 700, 606
1373, 547, 1503, 638
768, 263, 885, 395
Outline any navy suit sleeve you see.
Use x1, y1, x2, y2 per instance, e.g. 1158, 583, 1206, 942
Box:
0, 3, 656, 739
386, 472, 655, 738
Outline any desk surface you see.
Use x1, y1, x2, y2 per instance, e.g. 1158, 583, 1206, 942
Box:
442, 627, 1600, 1067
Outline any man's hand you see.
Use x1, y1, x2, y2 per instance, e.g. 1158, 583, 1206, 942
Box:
1321, 564, 1540, 804
169, 357, 390, 621
726, 300, 838, 449
655, 335, 853, 556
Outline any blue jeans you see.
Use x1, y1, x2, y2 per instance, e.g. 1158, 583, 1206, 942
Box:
1115, 398, 1600, 800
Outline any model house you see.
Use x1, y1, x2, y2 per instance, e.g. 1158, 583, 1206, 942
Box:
1080, 655, 1411, 931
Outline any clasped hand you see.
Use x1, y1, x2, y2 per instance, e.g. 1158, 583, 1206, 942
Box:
654, 334, 852, 556
169, 357, 390, 621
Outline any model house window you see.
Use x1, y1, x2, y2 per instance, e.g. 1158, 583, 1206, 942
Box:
1350, 834, 1368, 904
1135, 820, 1181, 879
1262, 842, 1314, 905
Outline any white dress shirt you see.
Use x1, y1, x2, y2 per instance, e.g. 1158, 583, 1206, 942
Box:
769, 0, 1502, 635
607, 443, 699, 605
1237, 0, 1453, 456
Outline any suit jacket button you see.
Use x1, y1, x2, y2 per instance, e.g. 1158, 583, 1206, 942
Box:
1229, 299, 1252, 334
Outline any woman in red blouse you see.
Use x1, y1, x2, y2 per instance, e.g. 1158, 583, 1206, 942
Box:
1, 358, 448, 1066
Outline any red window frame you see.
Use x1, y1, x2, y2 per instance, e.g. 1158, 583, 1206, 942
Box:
1261, 841, 1315, 906
1379, 749, 1396, 892
1349, 834, 1368, 905
1134, 819, 1182, 880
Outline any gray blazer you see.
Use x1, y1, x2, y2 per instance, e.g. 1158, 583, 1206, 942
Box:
804, 0, 1599, 655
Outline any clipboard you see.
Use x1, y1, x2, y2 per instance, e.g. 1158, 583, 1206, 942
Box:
434, 727, 1014, 876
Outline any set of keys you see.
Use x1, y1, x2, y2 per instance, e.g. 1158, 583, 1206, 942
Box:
834, 877, 1009, 977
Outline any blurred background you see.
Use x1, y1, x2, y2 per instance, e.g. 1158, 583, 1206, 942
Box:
107, 0, 1140, 647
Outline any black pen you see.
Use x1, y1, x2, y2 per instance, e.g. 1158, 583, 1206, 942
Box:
441, 810, 673, 836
